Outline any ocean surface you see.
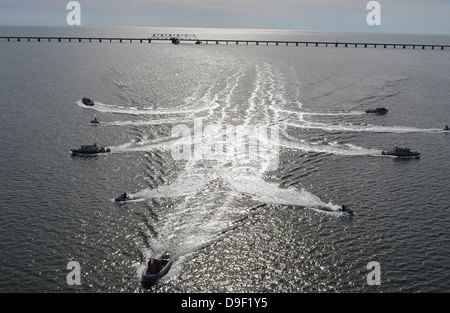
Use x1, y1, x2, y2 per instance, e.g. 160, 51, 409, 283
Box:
0, 26, 449, 293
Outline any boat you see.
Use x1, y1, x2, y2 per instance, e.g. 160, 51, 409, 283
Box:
365, 107, 388, 114
340, 205, 354, 216
381, 146, 420, 158
71, 143, 110, 156
141, 251, 173, 286
82, 97, 95, 106
444, 125, 449, 131
90, 117, 100, 124
114, 193, 130, 202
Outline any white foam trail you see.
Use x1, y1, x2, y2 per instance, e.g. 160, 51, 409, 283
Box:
245, 64, 263, 125
101, 117, 193, 127
244, 63, 284, 127
109, 135, 179, 154
280, 126, 380, 156
302, 111, 365, 116
271, 103, 364, 117
76, 100, 219, 115
225, 173, 337, 210
216, 68, 246, 124
282, 118, 440, 134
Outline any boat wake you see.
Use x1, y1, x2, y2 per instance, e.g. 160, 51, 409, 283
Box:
131, 165, 345, 283
83, 60, 438, 284
76, 99, 218, 116
281, 117, 441, 134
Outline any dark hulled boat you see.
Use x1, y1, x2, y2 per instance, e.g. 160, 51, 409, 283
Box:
71, 143, 110, 156
365, 107, 388, 114
82, 97, 95, 106
141, 251, 173, 286
381, 146, 420, 158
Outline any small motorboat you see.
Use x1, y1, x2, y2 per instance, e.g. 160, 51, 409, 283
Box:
141, 251, 173, 286
90, 117, 100, 124
340, 205, 354, 216
82, 97, 95, 106
71, 143, 110, 156
444, 125, 449, 131
114, 193, 130, 202
381, 146, 420, 158
365, 107, 388, 114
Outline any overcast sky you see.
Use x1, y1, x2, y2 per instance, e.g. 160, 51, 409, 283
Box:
0, 0, 449, 34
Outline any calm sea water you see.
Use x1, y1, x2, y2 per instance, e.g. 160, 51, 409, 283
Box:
0, 26, 449, 293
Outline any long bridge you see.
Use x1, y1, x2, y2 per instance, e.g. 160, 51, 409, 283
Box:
1, 34, 449, 50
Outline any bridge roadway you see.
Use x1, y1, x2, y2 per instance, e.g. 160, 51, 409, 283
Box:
1, 36, 449, 50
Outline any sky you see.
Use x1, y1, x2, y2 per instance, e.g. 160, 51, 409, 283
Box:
0, 0, 450, 34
